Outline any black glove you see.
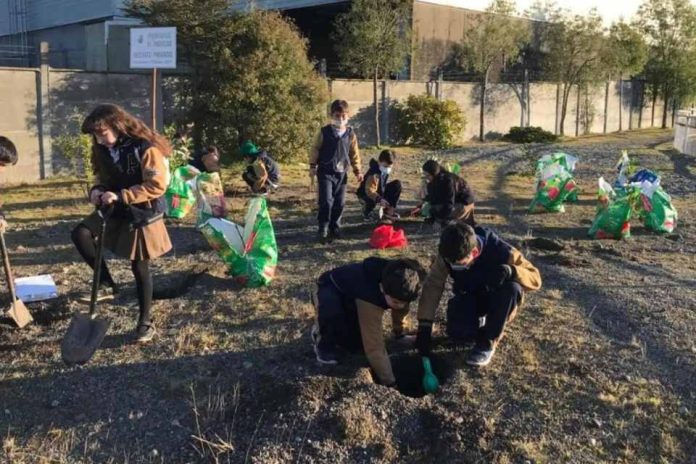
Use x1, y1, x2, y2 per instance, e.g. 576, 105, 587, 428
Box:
415, 322, 433, 356
486, 264, 515, 290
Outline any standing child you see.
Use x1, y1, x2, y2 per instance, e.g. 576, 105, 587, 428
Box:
240, 140, 280, 194
311, 257, 425, 386
71, 104, 172, 343
0, 136, 19, 233
309, 100, 362, 243
356, 149, 402, 222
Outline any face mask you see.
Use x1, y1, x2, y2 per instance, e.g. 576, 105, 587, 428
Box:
332, 118, 347, 128
379, 165, 392, 175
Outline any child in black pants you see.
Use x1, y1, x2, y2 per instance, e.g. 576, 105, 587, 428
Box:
311, 258, 425, 386
356, 149, 402, 222
309, 100, 362, 243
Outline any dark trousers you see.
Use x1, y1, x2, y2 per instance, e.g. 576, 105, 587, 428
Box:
316, 278, 362, 352
317, 171, 347, 232
71, 224, 154, 326
446, 281, 523, 350
359, 180, 402, 214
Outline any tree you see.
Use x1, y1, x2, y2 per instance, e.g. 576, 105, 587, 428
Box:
636, 0, 696, 128
332, 0, 412, 147
124, 0, 328, 161
455, 0, 530, 141
603, 21, 648, 130
534, 6, 606, 135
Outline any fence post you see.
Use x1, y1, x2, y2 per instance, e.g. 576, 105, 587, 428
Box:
524, 68, 530, 127
381, 80, 390, 144
437, 70, 443, 101
554, 84, 561, 135
575, 85, 581, 137
37, 41, 52, 179
628, 79, 634, 131
603, 81, 609, 134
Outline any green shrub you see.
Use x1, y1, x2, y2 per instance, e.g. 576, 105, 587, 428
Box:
503, 126, 558, 144
53, 133, 94, 182
395, 95, 465, 149
164, 124, 193, 171
125, 2, 329, 162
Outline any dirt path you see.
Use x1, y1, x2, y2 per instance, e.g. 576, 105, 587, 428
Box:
1, 129, 694, 463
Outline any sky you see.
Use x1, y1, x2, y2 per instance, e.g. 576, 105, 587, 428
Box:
419, 0, 646, 25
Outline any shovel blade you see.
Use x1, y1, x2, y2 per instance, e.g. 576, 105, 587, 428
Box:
61, 313, 110, 366
6, 299, 33, 328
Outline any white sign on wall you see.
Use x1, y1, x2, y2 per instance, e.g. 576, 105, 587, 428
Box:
130, 27, 177, 69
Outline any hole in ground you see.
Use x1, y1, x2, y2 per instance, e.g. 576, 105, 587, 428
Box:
389, 353, 454, 398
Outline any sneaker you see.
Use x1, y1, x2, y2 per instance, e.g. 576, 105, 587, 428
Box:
318, 228, 329, 244
311, 324, 338, 365
135, 324, 157, 343
79, 284, 117, 303
466, 344, 496, 367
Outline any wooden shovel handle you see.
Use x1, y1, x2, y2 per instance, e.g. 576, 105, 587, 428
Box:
0, 232, 19, 303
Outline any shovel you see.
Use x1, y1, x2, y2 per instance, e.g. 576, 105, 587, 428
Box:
0, 232, 33, 328
422, 356, 440, 394
61, 208, 112, 366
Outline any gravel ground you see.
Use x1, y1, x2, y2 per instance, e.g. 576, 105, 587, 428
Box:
0, 129, 694, 463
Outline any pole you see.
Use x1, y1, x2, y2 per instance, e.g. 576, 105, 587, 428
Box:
151, 68, 158, 130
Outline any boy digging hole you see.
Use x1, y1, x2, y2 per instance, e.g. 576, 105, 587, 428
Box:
416, 223, 541, 366
311, 258, 425, 387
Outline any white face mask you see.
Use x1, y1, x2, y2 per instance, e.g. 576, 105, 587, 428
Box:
379, 165, 392, 175
332, 118, 348, 128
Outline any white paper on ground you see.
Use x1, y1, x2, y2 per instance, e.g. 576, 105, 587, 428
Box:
14, 274, 59, 303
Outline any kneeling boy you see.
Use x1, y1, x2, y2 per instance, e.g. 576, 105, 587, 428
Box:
241, 140, 280, 194
312, 258, 425, 386
416, 223, 541, 366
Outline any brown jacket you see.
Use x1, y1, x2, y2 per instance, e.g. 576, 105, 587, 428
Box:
356, 299, 409, 385
309, 128, 361, 177
418, 250, 541, 323
86, 144, 172, 260
249, 158, 268, 192
363, 173, 381, 201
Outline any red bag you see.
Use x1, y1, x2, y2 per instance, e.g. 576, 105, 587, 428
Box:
369, 224, 408, 249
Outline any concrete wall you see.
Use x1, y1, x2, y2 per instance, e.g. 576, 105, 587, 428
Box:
329, 78, 673, 145
0, 64, 675, 185
0, 68, 41, 183
0, 65, 156, 184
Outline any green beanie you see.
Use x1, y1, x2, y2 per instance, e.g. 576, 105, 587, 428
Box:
240, 140, 261, 156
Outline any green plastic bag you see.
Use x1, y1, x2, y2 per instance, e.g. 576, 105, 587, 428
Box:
165, 166, 200, 219
200, 197, 278, 287
636, 184, 678, 234
588, 178, 636, 240
528, 172, 579, 213
194, 172, 227, 226
528, 152, 580, 213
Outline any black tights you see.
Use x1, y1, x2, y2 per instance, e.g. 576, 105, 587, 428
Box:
71, 225, 153, 326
